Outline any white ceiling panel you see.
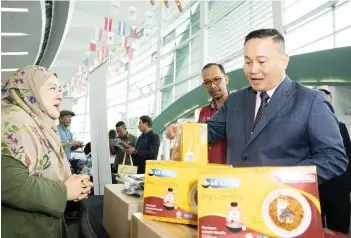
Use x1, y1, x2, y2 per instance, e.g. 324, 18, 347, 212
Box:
1, 0, 44, 80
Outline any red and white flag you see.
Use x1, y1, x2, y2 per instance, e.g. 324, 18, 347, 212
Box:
107, 32, 114, 45
128, 48, 134, 61
104, 17, 113, 32
90, 40, 96, 52
175, 0, 183, 12
121, 35, 128, 48
99, 28, 103, 42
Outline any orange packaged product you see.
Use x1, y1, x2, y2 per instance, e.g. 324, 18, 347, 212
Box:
170, 123, 208, 164
198, 166, 324, 238
143, 161, 230, 225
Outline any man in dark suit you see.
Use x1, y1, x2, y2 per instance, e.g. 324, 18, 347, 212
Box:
125, 115, 160, 174
317, 86, 351, 234
167, 28, 347, 185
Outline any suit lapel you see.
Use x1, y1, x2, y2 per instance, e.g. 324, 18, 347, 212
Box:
246, 77, 296, 147
244, 88, 257, 144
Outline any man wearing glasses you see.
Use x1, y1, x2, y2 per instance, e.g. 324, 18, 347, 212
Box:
199, 63, 229, 164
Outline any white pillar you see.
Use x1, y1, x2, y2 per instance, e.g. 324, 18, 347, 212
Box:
89, 63, 111, 195
272, 0, 285, 35
199, 0, 208, 83
125, 63, 132, 124
153, 5, 164, 117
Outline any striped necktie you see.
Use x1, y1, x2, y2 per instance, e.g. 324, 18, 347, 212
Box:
253, 91, 270, 131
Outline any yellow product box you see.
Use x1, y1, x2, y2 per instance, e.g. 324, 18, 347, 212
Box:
143, 161, 230, 225
198, 166, 324, 238
170, 123, 208, 164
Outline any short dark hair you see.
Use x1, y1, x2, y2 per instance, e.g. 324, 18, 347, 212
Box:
244, 28, 285, 51
140, 115, 152, 128
115, 121, 126, 128
108, 129, 117, 139
202, 63, 226, 75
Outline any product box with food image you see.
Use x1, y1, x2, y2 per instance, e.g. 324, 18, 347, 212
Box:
143, 161, 231, 225
198, 166, 324, 238
170, 123, 208, 164
143, 161, 200, 225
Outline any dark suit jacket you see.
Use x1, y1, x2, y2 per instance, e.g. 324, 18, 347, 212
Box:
320, 122, 351, 198
133, 130, 160, 174
207, 76, 348, 184
340, 122, 351, 167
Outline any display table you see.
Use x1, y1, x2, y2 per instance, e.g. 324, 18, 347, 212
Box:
103, 184, 143, 238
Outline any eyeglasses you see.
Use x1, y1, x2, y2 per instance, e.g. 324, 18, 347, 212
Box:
202, 77, 222, 88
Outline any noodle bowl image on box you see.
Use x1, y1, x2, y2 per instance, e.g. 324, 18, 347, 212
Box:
198, 166, 324, 238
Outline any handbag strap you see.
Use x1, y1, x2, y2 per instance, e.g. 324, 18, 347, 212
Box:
129, 154, 134, 166
122, 153, 126, 165
122, 153, 134, 166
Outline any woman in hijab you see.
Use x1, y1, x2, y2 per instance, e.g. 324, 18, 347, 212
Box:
1, 65, 93, 238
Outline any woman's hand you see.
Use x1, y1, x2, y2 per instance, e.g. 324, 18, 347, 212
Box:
64, 174, 93, 201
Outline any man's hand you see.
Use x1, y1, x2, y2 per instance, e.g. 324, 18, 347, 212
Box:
166, 123, 179, 140
121, 141, 131, 149
71, 141, 83, 148
126, 147, 136, 155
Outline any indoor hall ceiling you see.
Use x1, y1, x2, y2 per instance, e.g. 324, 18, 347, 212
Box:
1, 0, 70, 82
50, 1, 157, 84
1, 0, 44, 81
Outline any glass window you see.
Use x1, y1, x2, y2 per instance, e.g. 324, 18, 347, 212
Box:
284, 0, 330, 25
175, 80, 189, 97
175, 30, 190, 45
335, 27, 351, 48
291, 35, 334, 56
286, 10, 333, 53
334, 1, 351, 31
190, 75, 200, 91
161, 87, 173, 110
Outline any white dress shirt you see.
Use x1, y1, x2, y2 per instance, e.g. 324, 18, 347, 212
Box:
254, 76, 285, 118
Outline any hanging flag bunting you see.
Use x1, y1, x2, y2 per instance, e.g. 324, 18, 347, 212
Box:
107, 32, 114, 44
121, 35, 128, 48
108, 52, 113, 65
98, 28, 103, 42
120, 61, 125, 68
97, 51, 103, 63
149, 0, 155, 5
127, 48, 134, 61
175, 0, 183, 12
83, 57, 88, 66
111, 1, 120, 15
129, 25, 137, 38
117, 21, 126, 36
115, 47, 121, 59
128, 5, 137, 20
89, 40, 96, 52
163, 0, 169, 8
104, 17, 113, 32
102, 43, 108, 59
105, 45, 109, 58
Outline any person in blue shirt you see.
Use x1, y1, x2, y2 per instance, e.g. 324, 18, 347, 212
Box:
58, 110, 83, 163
